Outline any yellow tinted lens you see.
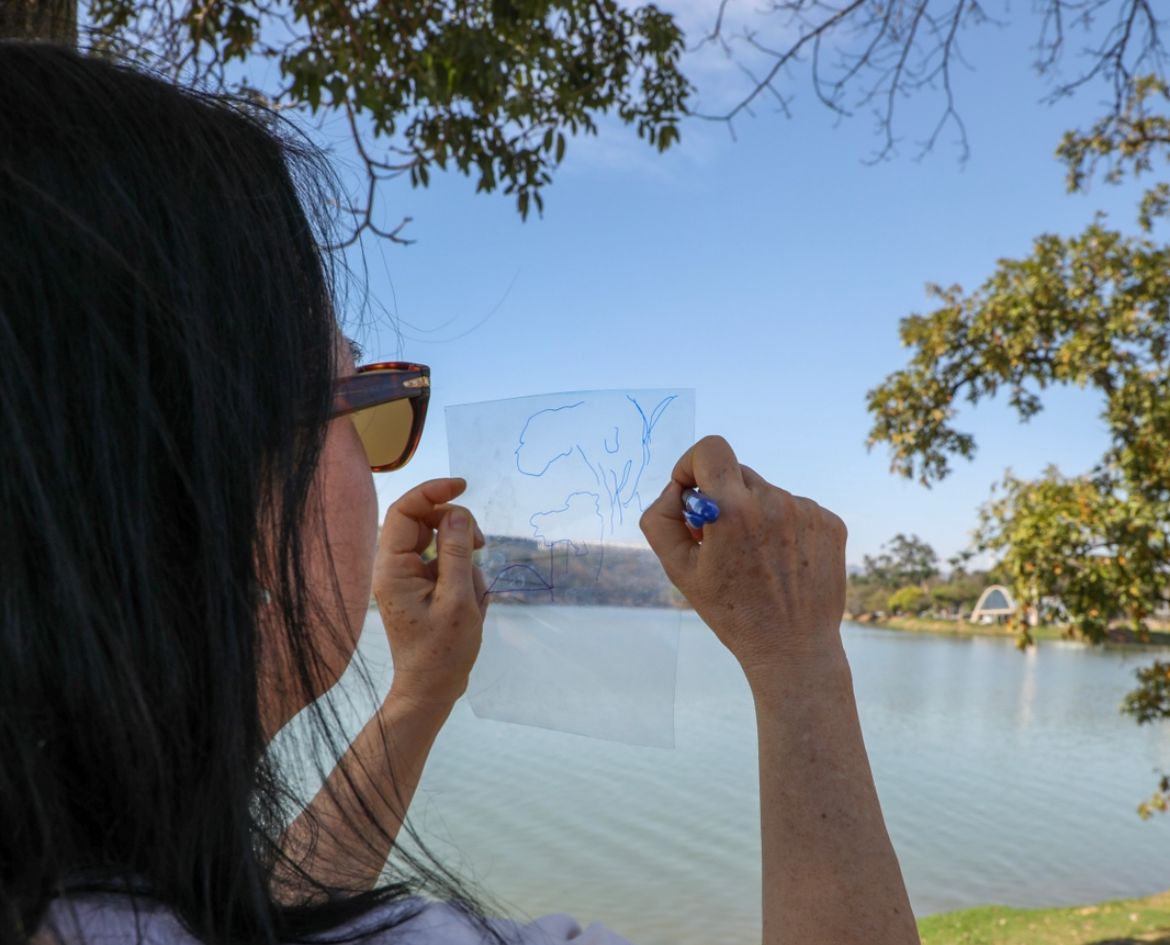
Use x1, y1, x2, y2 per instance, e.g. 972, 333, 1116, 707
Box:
351, 398, 413, 468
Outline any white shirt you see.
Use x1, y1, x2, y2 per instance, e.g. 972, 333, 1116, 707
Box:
41, 892, 635, 945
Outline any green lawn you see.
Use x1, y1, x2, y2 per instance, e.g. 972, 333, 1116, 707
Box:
919, 890, 1170, 945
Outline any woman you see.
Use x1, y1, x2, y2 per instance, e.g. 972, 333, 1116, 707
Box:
0, 43, 919, 945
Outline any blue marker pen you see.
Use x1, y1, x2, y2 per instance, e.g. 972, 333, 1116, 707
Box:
683, 488, 720, 530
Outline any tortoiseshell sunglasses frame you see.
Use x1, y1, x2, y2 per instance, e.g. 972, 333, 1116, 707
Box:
331, 361, 430, 472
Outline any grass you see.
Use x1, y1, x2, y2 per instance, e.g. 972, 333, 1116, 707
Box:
919, 890, 1170, 945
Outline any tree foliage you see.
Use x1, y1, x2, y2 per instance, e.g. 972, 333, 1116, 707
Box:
846, 539, 986, 618
24, 0, 1164, 249
1060, 74, 1170, 230
929, 573, 985, 612
862, 532, 939, 588
864, 212, 1170, 644
1123, 661, 1170, 817
976, 467, 1170, 639
887, 585, 930, 615
866, 221, 1170, 491
73, 0, 690, 245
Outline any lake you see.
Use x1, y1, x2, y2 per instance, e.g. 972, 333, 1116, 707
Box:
296, 608, 1170, 945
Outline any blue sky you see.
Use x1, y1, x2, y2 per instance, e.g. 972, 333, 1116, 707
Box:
326, 3, 1152, 568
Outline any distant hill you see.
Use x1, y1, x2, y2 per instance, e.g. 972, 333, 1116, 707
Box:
480, 535, 689, 609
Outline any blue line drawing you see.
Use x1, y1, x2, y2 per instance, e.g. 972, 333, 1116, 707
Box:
514, 401, 585, 477
530, 491, 604, 554
486, 391, 679, 602
484, 564, 553, 598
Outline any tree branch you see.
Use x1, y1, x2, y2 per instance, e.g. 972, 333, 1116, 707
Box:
705, 0, 1167, 163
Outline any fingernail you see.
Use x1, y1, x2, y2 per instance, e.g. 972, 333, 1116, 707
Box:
449, 509, 469, 532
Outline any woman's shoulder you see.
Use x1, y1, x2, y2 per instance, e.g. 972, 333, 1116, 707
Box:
39, 894, 198, 945
38, 894, 634, 945
373, 899, 634, 945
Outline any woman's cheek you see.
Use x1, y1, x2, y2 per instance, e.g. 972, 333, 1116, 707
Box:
313, 419, 378, 674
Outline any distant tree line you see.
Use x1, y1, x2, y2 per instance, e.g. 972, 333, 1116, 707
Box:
481, 535, 687, 609
845, 533, 994, 622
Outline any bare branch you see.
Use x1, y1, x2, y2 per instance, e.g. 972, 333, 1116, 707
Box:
693, 0, 867, 124
336, 102, 418, 246
703, 0, 1168, 163
692, 0, 734, 52
913, 0, 974, 160
871, 0, 929, 162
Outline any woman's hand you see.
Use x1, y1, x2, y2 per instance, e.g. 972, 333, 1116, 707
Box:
373, 477, 488, 708
640, 436, 848, 677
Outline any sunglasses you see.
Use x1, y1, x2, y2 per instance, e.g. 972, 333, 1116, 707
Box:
331, 362, 430, 471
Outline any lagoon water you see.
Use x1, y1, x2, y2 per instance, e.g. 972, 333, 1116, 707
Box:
322, 608, 1170, 945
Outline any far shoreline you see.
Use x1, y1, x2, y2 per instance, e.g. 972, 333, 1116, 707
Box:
852, 614, 1170, 649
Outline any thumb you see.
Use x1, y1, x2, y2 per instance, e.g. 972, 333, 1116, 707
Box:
434, 506, 476, 602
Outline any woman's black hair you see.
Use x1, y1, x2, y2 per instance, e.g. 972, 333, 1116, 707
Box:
0, 42, 499, 945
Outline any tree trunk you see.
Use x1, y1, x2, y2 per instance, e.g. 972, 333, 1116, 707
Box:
0, 0, 78, 45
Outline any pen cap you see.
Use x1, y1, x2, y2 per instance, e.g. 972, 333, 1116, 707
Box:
683, 489, 719, 523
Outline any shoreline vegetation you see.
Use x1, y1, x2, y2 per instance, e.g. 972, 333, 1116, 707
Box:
918, 888, 1170, 944
855, 613, 1170, 648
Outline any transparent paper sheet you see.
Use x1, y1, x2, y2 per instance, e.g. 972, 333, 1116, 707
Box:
447, 389, 694, 747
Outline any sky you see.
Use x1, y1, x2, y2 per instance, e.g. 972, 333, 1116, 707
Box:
318, 2, 1155, 568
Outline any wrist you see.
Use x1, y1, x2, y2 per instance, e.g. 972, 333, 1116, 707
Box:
384, 676, 463, 718
739, 630, 852, 705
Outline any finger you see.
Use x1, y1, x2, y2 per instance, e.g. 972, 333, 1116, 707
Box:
396, 477, 468, 515
639, 478, 696, 582
386, 483, 484, 549
381, 479, 469, 555
432, 509, 485, 553
667, 439, 755, 550
670, 436, 750, 509
382, 507, 434, 558
407, 506, 485, 556
433, 505, 477, 605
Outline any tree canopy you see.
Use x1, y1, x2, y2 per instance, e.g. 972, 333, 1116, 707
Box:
57, 0, 690, 245
862, 533, 940, 589
7, 0, 1168, 247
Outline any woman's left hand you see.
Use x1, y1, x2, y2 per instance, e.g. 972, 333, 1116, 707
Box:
373, 478, 488, 708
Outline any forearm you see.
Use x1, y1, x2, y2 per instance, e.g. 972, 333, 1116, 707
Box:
747, 639, 919, 945
277, 690, 453, 895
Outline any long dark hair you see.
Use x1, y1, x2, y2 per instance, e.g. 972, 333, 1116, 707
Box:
0, 42, 491, 945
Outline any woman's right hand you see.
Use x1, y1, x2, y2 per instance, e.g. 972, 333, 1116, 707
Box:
372, 477, 488, 709
639, 436, 848, 677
